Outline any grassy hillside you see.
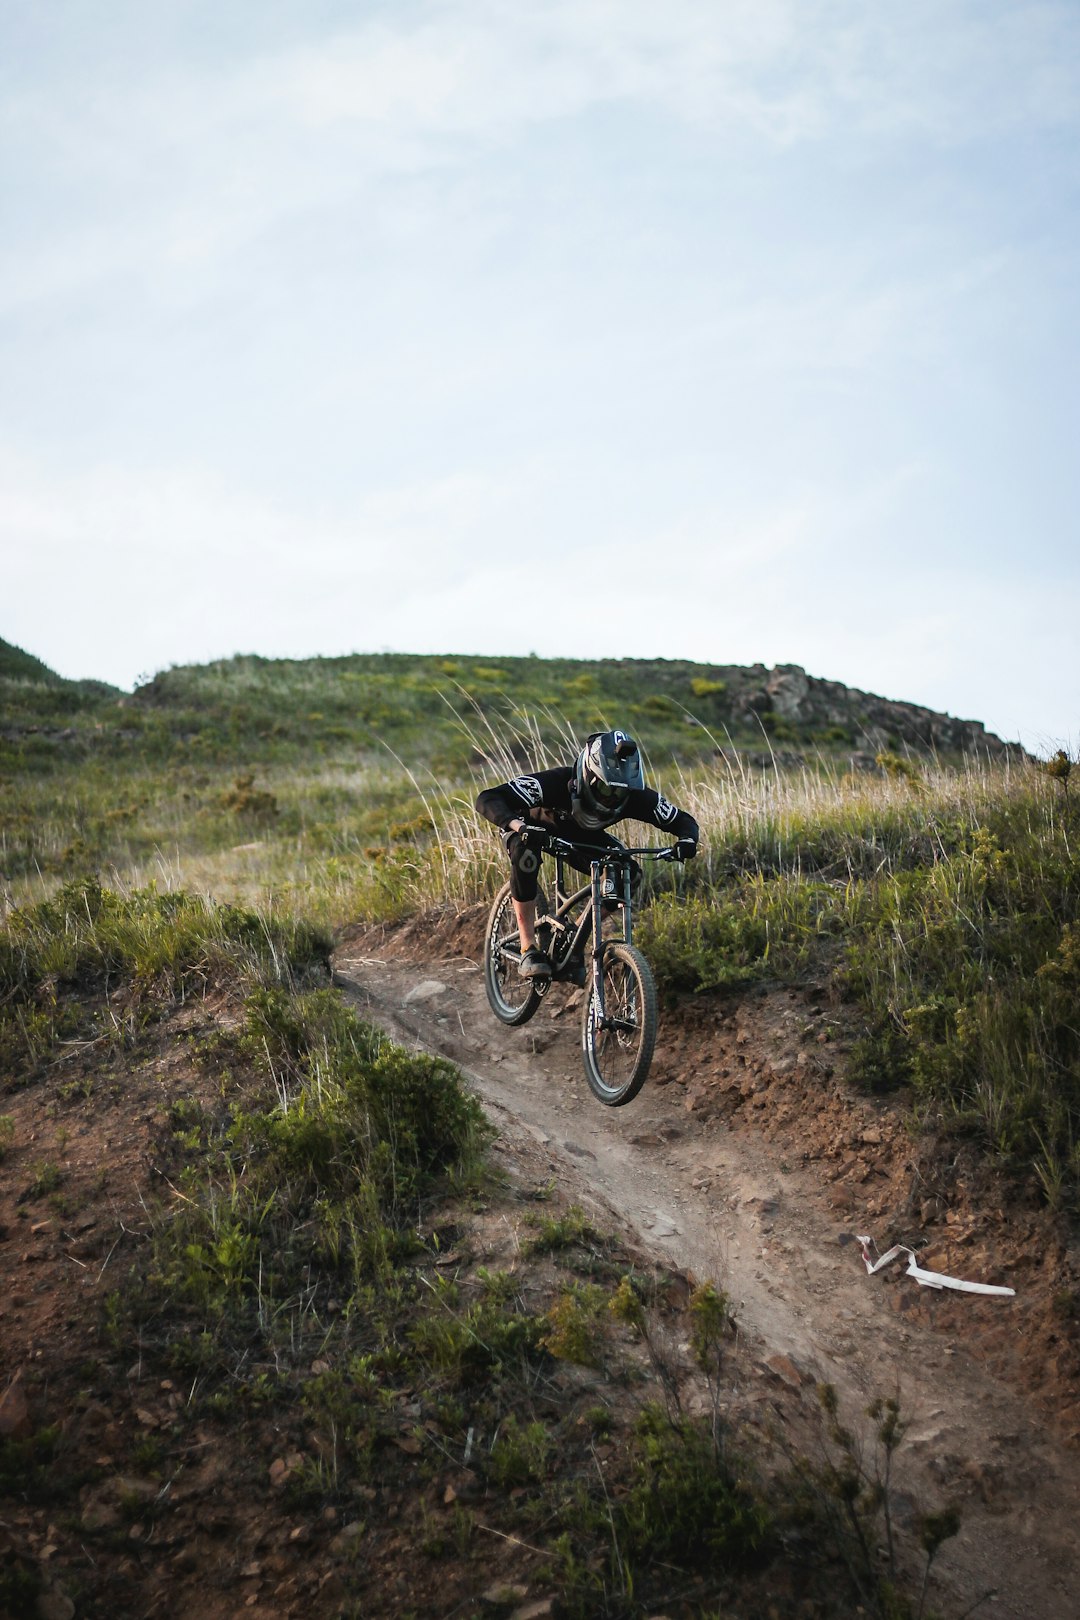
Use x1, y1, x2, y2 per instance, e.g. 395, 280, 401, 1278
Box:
0, 634, 119, 731
2, 640, 1075, 1201
636, 757, 1080, 1208
0, 642, 1020, 913
1, 645, 1014, 774
1, 639, 1075, 1613
4, 648, 767, 770
0, 636, 64, 684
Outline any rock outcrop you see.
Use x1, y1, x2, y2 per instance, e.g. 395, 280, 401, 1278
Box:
728, 663, 1015, 759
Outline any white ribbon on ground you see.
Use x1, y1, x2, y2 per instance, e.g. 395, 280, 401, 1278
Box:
857, 1235, 1015, 1298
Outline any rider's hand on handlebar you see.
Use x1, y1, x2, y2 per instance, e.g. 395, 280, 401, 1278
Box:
673, 838, 698, 862
504, 823, 551, 852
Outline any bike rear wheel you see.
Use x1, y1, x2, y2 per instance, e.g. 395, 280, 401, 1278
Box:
483, 883, 545, 1026
581, 942, 657, 1106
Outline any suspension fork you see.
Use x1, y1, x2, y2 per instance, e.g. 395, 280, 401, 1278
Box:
618, 859, 633, 945
589, 860, 606, 1016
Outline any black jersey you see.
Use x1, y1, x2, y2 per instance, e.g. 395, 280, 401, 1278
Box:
475, 766, 699, 845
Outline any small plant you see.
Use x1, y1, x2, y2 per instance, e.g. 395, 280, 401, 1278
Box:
542, 1285, 607, 1367
523, 1203, 599, 1257
131, 1435, 164, 1472
876, 751, 923, 787
689, 1281, 733, 1368
219, 773, 279, 818
58, 1075, 95, 1102
1042, 748, 1073, 799
0, 1115, 14, 1160
0, 1424, 61, 1500
609, 1273, 684, 1421
787, 1384, 961, 1619
488, 1415, 552, 1487
616, 1402, 772, 1573
584, 1404, 614, 1438
24, 1159, 62, 1198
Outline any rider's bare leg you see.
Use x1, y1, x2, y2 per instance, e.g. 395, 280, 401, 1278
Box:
513, 898, 537, 951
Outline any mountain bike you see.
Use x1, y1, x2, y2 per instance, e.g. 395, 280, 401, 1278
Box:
482, 834, 682, 1106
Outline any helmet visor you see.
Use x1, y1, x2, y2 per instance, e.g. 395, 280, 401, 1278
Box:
591, 778, 628, 809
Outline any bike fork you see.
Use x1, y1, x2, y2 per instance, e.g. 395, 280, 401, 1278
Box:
589, 861, 606, 1024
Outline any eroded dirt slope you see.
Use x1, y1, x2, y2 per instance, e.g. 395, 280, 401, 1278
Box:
335, 905, 1080, 1620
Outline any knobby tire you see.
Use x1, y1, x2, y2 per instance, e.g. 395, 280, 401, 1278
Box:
483, 883, 544, 1027
581, 942, 657, 1106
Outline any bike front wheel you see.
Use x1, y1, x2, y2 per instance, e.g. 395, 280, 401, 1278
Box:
483, 883, 544, 1026
581, 943, 657, 1106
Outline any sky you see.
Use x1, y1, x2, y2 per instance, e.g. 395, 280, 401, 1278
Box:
2, 0, 1078, 751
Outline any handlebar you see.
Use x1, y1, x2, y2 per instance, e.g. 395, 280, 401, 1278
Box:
538, 835, 683, 862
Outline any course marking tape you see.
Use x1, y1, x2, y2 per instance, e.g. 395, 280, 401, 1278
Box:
857, 1235, 1015, 1298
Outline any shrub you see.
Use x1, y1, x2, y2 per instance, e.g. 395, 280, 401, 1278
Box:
639, 881, 841, 994
219, 773, 278, 818
0, 879, 332, 1080
617, 1403, 772, 1571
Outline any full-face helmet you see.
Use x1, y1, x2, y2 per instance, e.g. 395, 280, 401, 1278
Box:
572, 730, 644, 829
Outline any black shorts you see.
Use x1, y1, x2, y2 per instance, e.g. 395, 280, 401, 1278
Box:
507, 829, 641, 903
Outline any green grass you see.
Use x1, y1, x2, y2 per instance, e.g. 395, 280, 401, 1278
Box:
639, 759, 1080, 1205
0, 648, 770, 778
5, 641, 1073, 1208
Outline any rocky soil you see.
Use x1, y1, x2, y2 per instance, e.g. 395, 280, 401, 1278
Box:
333, 904, 1080, 1620
3, 901, 1079, 1619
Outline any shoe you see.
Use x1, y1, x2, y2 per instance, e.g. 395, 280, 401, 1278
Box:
519, 946, 553, 980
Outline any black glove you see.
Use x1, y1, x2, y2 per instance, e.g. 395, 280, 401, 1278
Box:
673, 838, 698, 862
518, 822, 553, 848
503, 826, 550, 874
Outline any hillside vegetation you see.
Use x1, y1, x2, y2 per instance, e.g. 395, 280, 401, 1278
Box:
2, 639, 1072, 1206
0, 637, 1015, 906
2, 640, 1012, 772
1, 880, 961, 1619
1, 636, 1074, 1615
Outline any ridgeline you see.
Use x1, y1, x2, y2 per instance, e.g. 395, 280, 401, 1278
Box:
0, 638, 1017, 774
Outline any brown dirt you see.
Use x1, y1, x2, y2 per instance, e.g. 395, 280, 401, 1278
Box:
3, 902, 1080, 1620
0, 976, 830, 1620
332, 902, 1080, 1620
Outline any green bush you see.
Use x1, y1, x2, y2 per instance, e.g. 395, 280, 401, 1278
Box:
640, 880, 843, 993
842, 814, 1080, 1191
0, 879, 330, 1002
617, 1403, 771, 1570
0, 880, 333, 1078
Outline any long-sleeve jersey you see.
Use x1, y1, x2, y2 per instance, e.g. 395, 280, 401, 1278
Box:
475, 765, 699, 845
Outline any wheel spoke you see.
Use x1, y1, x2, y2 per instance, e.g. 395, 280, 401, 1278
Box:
483, 884, 543, 1026
581, 943, 657, 1106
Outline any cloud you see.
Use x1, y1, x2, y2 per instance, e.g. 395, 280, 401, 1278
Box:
7, 2, 1080, 257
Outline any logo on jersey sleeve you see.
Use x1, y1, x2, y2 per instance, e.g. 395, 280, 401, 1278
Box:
510, 776, 543, 807
654, 795, 678, 824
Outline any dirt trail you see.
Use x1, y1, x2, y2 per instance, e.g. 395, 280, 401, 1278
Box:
335, 923, 1080, 1620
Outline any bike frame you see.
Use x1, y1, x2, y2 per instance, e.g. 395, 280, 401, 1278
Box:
538, 837, 673, 1029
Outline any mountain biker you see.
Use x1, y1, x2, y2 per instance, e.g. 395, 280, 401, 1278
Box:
476, 730, 699, 979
